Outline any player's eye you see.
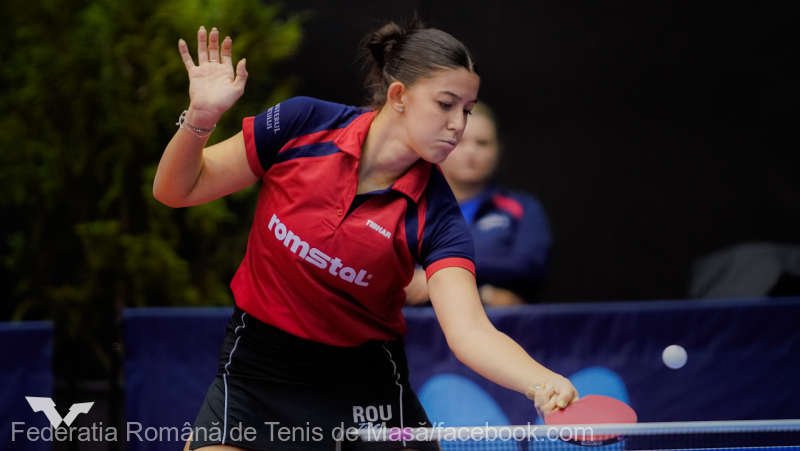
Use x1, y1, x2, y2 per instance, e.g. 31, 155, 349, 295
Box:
438, 101, 454, 111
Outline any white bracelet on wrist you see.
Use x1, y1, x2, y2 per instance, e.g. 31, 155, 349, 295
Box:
176, 110, 216, 138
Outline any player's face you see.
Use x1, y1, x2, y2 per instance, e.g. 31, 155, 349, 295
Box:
439, 112, 499, 187
401, 68, 480, 163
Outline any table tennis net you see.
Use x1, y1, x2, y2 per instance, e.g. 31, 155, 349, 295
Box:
338, 419, 800, 450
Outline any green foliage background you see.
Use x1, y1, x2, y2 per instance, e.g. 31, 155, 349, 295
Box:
1, 0, 304, 377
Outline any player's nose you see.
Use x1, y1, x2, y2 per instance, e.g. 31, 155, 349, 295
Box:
447, 110, 467, 132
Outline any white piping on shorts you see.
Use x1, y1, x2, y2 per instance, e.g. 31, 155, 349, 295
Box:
222, 311, 247, 445
381, 343, 405, 447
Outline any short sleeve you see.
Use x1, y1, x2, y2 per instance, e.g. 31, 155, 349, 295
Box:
419, 170, 476, 279
242, 96, 354, 177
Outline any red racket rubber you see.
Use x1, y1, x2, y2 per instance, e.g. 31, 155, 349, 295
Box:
544, 394, 637, 445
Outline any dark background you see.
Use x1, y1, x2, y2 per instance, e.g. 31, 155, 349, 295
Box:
277, 1, 798, 301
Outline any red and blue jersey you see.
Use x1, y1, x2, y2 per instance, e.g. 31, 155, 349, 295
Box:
231, 96, 475, 346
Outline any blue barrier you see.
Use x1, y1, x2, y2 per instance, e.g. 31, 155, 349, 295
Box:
123, 306, 229, 447
0, 321, 53, 450
7, 298, 796, 450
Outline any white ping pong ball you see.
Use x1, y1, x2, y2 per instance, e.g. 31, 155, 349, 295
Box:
662, 344, 688, 369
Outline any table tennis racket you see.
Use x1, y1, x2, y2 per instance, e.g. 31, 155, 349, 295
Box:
544, 394, 637, 445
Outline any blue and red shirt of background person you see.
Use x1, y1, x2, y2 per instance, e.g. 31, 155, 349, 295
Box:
458, 186, 552, 301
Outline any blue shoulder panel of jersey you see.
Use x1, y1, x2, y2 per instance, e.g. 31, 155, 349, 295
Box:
419, 168, 475, 268
250, 96, 365, 171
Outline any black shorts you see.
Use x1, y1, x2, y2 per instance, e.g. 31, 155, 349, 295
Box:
190, 307, 436, 450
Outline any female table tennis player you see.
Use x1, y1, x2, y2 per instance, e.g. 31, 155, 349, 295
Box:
153, 19, 578, 450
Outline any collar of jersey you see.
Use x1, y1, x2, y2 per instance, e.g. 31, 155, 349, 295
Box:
333, 110, 432, 203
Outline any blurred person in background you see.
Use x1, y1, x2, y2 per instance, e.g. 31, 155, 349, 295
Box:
406, 102, 552, 306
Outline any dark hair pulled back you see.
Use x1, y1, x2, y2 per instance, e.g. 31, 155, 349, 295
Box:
360, 18, 476, 108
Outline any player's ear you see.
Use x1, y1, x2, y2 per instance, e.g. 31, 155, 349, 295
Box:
387, 81, 406, 113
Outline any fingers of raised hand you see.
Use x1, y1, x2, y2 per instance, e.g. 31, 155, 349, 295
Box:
234, 58, 249, 89
221, 36, 233, 65
193, 27, 233, 66
178, 38, 195, 70
207, 27, 220, 63
197, 26, 208, 63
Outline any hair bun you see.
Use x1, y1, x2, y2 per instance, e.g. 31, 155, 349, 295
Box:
365, 22, 405, 69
